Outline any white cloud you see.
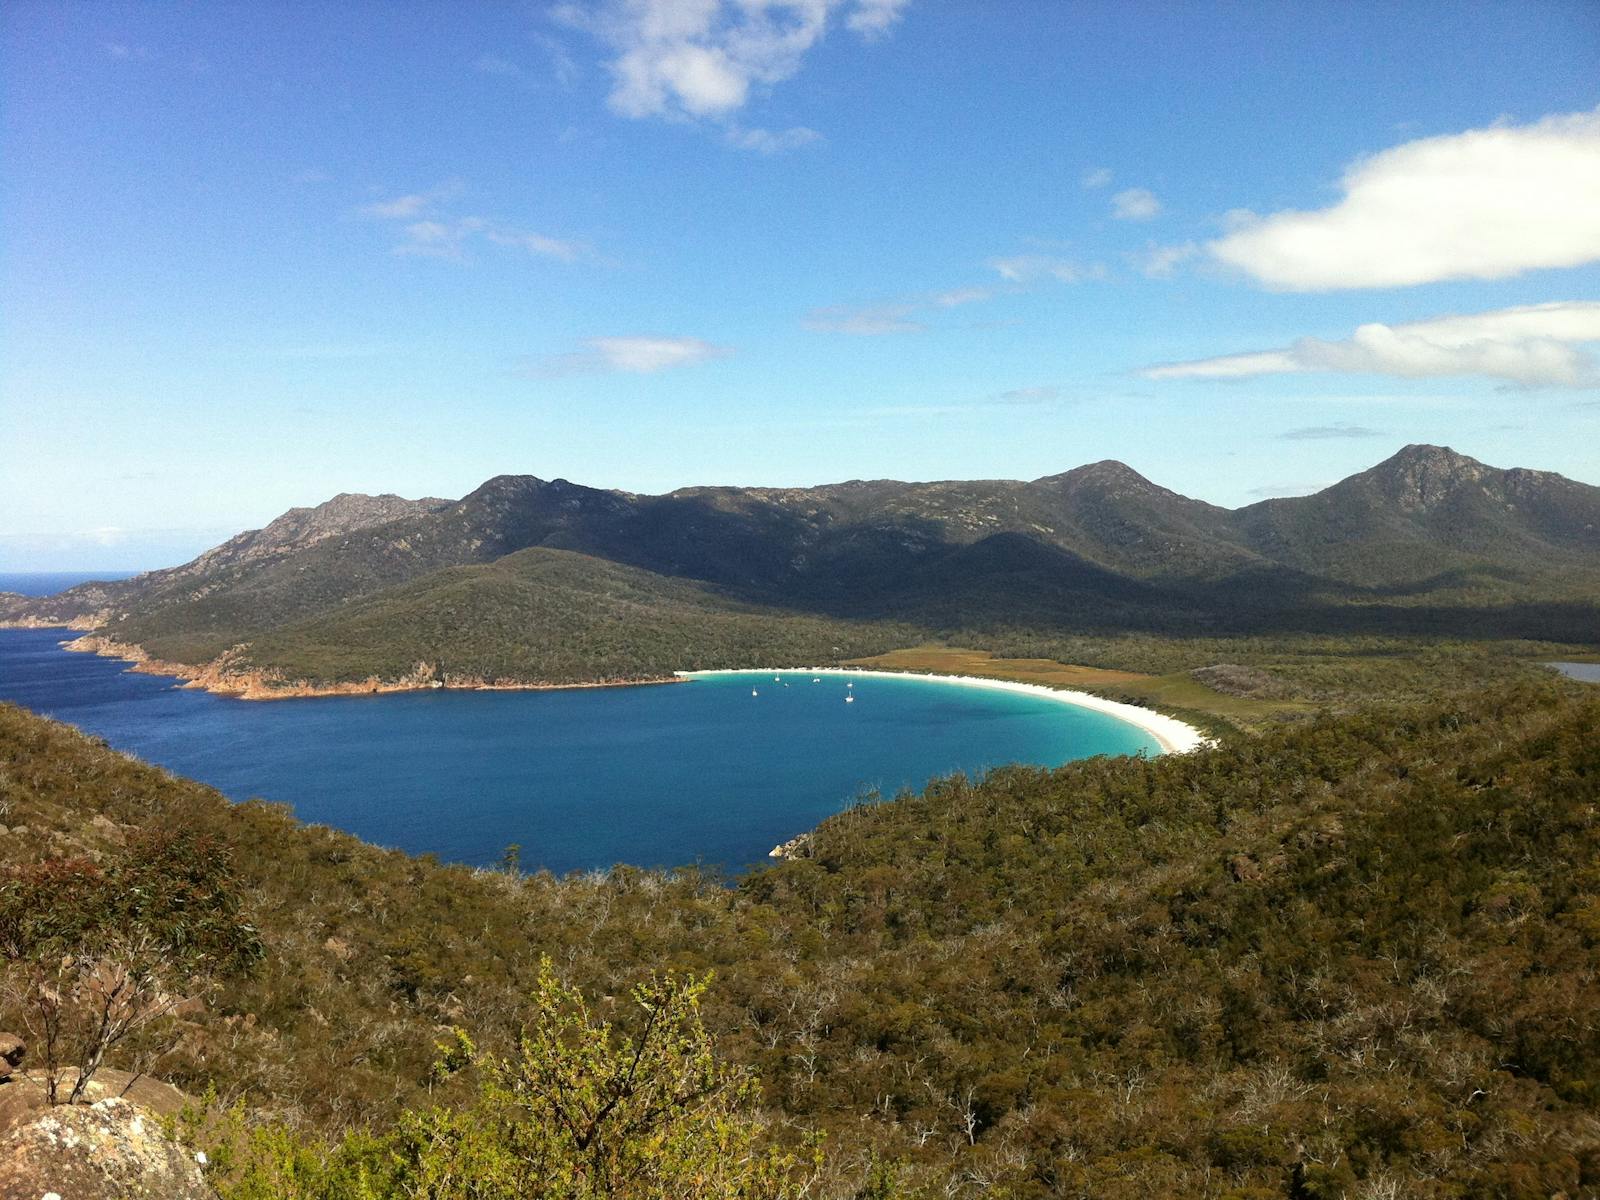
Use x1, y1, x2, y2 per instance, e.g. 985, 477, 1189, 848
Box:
1081, 166, 1112, 189
1209, 107, 1600, 290
1111, 187, 1161, 221
537, 336, 732, 375
988, 255, 1105, 284
565, 0, 911, 124
725, 125, 823, 153
1144, 301, 1600, 388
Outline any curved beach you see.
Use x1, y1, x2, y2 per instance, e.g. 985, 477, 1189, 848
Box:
677, 667, 1212, 755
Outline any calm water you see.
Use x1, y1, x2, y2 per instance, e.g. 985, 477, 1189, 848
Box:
0, 628, 1158, 874
1548, 661, 1600, 683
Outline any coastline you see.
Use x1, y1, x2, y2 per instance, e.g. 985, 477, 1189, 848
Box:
7, 628, 1210, 745
677, 667, 1213, 755
50, 632, 681, 701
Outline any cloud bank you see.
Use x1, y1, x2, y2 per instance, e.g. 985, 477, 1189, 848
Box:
1209, 108, 1600, 290
1144, 301, 1600, 388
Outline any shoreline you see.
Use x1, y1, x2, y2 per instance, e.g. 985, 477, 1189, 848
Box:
47, 631, 681, 701
677, 667, 1213, 755
5, 628, 1209, 747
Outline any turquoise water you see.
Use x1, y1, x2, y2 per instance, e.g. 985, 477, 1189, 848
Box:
0, 628, 1159, 874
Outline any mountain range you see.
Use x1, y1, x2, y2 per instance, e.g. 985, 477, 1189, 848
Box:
4, 445, 1597, 690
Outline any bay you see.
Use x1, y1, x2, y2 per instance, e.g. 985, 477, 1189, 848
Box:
0, 627, 1160, 874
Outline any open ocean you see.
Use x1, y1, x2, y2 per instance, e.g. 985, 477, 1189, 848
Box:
0, 627, 1160, 874
0, 571, 138, 596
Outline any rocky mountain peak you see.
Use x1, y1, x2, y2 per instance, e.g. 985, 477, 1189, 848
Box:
1035, 460, 1156, 492
1363, 444, 1492, 510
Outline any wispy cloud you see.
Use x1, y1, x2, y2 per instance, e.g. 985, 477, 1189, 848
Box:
990, 385, 1062, 406
360, 183, 583, 262
1209, 107, 1600, 290
474, 36, 582, 87
846, 0, 911, 38
725, 125, 823, 154
359, 180, 464, 220
804, 284, 993, 336
1081, 166, 1113, 189
987, 255, 1106, 284
532, 336, 732, 375
1278, 423, 1386, 441
1144, 301, 1600, 389
804, 302, 924, 336
473, 54, 523, 77
557, 0, 911, 129
1110, 187, 1162, 221
1130, 241, 1197, 278
1246, 482, 1327, 499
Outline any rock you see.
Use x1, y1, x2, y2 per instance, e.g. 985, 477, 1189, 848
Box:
768, 832, 813, 860
0, 1034, 22, 1082
0, 1096, 214, 1199
0, 1068, 194, 1141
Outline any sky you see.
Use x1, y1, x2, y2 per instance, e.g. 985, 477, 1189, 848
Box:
3, 0, 1599, 570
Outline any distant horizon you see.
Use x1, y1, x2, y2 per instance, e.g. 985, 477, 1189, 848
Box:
3, 439, 1593, 575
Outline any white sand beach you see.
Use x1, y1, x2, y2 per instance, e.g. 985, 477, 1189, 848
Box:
676, 667, 1212, 755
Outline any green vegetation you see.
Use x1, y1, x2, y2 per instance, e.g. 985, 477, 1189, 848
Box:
847, 638, 1578, 735
4, 674, 1599, 1195
195, 963, 804, 1199
236, 547, 917, 686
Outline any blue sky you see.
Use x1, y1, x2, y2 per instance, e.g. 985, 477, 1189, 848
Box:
3, 0, 1598, 570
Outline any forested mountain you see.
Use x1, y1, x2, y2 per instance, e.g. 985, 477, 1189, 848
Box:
4, 679, 1597, 1196
4, 446, 1596, 688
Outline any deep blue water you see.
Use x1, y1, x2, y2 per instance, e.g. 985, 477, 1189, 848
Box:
0, 628, 1159, 874
0, 571, 138, 596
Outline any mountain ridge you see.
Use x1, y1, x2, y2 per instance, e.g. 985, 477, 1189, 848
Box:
4, 445, 1596, 692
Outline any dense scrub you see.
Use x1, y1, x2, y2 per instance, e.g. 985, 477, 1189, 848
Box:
235, 547, 918, 686
2, 679, 1598, 1196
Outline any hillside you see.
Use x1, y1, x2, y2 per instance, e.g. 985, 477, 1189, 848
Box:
238, 546, 917, 686
2, 679, 1598, 1195
6, 445, 1598, 692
